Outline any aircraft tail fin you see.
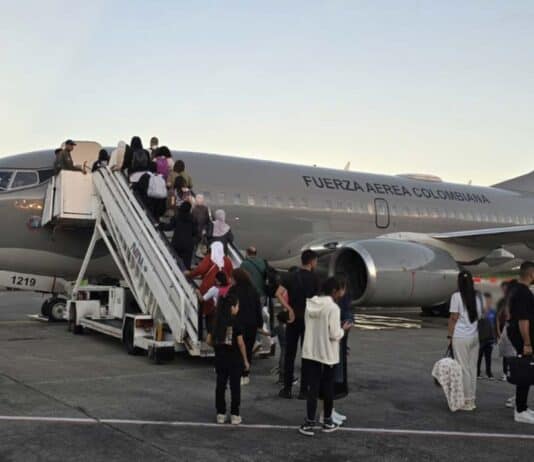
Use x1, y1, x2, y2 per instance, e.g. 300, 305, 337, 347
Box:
493, 171, 534, 194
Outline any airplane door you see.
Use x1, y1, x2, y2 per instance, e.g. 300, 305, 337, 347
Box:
374, 198, 390, 229
70, 141, 102, 168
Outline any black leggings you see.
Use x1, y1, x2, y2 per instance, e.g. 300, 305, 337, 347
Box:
215, 351, 243, 415
284, 319, 306, 392
477, 343, 493, 376
305, 359, 335, 422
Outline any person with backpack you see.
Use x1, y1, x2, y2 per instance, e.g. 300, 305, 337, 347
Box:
277, 250, 320, 400
207, 292, 250, 425
154, 146, 172, 180
447, 270, 483, 411
298, 277, 351, 436
240, 247, 267, 303
160, 201, 198, 269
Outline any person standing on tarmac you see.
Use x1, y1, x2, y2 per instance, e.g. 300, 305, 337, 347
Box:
228, 268, 263, 385
277, 249, 320, 400
447, 271, 483, 412
298, 277, 351, 437
507, 261, 534, 424
208, 292, 250, 425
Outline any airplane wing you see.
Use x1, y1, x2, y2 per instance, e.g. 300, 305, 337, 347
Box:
432, 224, 534, 248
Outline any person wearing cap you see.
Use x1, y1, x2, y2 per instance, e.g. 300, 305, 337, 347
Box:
55, 140, 87, 174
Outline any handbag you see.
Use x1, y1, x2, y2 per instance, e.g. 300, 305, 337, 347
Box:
433, 345, 454, 387
506, 355, 534, 386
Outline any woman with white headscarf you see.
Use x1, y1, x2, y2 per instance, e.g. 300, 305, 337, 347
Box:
109, 141, 126, 171
187, 241, 234, 339
209, 209, 234, 253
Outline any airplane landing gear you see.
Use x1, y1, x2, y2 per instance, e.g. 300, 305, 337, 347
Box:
41, 297, 67, 322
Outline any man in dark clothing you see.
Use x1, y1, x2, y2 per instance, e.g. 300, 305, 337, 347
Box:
277, 249, 320, 399
240, 247, 267, 301
507, 261, 534, 424
54, 140, 86, 174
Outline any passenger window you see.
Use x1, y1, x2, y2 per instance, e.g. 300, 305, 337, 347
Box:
247, 195, 255, 206
300, 198, 309, 209
0, 171, 13, 190
288, 198, 296, 208
218, 192, 225, 204
203, 192, 212, 202
11, 171, 38, 189
233, 193, 241, 205
325, 200, 333, 210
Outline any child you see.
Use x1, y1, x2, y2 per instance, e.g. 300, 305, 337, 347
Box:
200, 271, 231, 307
208, 293, 250, 425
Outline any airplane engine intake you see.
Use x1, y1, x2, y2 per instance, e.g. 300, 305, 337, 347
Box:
318, 239, 459, 307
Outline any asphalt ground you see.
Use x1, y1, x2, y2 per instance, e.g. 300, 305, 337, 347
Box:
0, 291, 532, 461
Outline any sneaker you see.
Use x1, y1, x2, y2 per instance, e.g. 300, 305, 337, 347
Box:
230, 415, 242, 425
332, 409, 347, 422
278, 388, 292, 399
241, 376, 250, 386
320, 413, 343, 426
297, 390, 307, 400
299, 421, 315, 437
459, 404, 475, 411
506, 396, 515, 408
321, 420, 339, 433
515, 410, 534, 424
216, 414, 226, 424
487, 374, 494, 380
501, 375, 508, 382
477, 375, 483, 380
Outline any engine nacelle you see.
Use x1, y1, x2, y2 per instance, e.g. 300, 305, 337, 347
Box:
319, 239, 459, 307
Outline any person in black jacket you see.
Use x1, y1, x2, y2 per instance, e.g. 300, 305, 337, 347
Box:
121, 136, 142, 174
229, 268, 263, 384
91, 149, 110, 172
161, 201, 198, 270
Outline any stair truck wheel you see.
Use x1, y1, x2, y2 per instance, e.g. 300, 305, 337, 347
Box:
70, 302, 84, 335
123, 318, 143, 355
48, 298, 67, 322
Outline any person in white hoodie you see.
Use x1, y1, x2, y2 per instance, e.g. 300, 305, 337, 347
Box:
299, 277, 352, 437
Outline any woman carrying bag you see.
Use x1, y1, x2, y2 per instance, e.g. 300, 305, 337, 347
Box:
447, 270, 483, 411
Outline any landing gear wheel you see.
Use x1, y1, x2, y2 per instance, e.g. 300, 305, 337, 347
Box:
123, 318, 142, 356
47, 298, 67, 322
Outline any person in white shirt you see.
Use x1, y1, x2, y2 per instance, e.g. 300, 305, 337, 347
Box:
447, 270, 483, 411
109, 140, 126, 171
299, 277, 351, 437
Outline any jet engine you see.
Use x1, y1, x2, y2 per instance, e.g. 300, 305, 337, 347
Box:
317, 239, 459, 307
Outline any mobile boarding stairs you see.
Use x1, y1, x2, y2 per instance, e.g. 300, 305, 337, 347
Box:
41, 168, 243, 362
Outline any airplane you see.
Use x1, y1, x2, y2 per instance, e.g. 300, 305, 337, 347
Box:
1, 140, 533, 318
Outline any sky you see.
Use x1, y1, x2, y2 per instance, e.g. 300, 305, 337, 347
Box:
0, 0, 533, 186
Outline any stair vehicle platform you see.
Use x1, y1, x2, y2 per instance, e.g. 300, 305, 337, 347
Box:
42, 166, 243, 361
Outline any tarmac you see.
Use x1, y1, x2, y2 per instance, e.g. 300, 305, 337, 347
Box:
0, 291, 532, 462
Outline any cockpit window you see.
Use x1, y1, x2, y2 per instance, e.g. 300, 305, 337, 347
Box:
11, 171, 39, 189
0, 171, 13, 190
